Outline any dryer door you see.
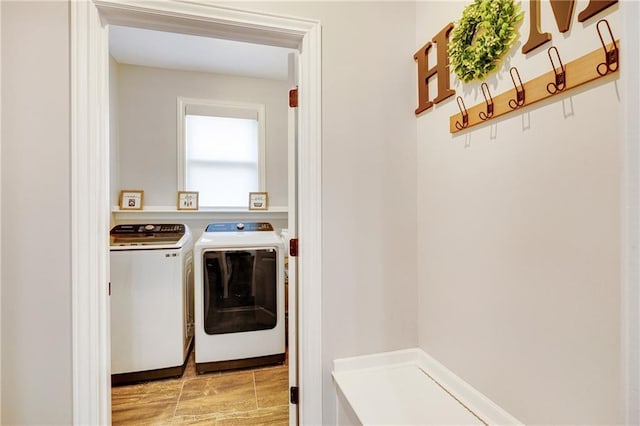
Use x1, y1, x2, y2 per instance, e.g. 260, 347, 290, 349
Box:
202, 248, 278, 335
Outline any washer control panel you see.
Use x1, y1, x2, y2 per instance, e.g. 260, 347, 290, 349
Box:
205, 222, 273, 232
111, 224, 185, 235
110, 224, 187, 246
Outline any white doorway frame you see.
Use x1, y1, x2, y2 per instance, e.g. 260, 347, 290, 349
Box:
70, 1, 322, 424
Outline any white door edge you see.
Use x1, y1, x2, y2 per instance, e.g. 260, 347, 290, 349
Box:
70, 1, 322, 425
287, 51, 299, 426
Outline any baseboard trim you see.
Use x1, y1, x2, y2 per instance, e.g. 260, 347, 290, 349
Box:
196, 353, 285, 374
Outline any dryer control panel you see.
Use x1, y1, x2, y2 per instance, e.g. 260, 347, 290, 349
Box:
205, 222, 273, 232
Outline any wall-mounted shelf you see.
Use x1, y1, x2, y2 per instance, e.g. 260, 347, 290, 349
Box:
449, 39, 620, 134
111, 205, 288, 221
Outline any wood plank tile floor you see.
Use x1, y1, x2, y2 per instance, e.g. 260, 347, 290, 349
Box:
112, 351, 289, 425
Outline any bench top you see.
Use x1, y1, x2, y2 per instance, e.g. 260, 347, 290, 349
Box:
333, 363, 484, 425
333, 349, 521, 426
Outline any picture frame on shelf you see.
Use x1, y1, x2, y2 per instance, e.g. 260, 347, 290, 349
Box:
177, 191, 199, 210
119, 190, 144, 210
249, 192, 269, 210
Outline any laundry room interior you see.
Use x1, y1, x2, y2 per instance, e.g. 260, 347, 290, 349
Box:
107, 24, 294, 424
4, 1, 640, 425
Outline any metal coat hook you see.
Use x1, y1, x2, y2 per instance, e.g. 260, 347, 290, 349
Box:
546, 46, 566, 94
479, 83, 494, 121
596, 19, 618, 76
455, 96, 469, 130
508, 67, 525, 109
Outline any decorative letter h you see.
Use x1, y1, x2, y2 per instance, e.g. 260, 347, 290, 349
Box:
414, 23, 455, 115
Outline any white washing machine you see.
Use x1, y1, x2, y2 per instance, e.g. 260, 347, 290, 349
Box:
110, 223, 194, 384
194, 222, 285, 373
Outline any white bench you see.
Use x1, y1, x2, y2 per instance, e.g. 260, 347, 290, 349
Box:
333, 349, 522, 426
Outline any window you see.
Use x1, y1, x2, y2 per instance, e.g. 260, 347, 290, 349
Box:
178, 98, 265, 208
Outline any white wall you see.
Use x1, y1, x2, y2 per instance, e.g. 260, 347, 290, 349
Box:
113, 63, 290, 208
622, 2, 640, 422
220, 2, 419, 423
2, 3, 419, 421
110, 55, 120, 214
1, 1, 73, 424
416, 1, 623, 423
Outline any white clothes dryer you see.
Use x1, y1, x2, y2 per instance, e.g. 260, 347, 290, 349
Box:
194, 222, 285, 374
110, 223, 194, 384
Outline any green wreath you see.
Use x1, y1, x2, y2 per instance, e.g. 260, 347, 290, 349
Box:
448, 0, 523, 83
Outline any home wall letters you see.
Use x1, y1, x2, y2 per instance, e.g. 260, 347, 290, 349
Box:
415, 0, 619, 122
523, 0, 618, 53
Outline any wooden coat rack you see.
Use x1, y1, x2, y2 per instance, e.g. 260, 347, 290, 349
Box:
450, 20, 619, 134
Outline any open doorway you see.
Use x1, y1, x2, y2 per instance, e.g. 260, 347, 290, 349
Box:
70, 2, 322, 425
107, 24, 296, 424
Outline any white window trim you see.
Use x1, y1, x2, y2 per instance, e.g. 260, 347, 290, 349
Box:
177, 97, 267, 197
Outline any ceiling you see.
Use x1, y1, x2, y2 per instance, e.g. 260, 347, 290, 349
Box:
109, 25, 296, 81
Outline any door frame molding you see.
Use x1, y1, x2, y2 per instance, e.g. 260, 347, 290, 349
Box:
70, 1, 322, 424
